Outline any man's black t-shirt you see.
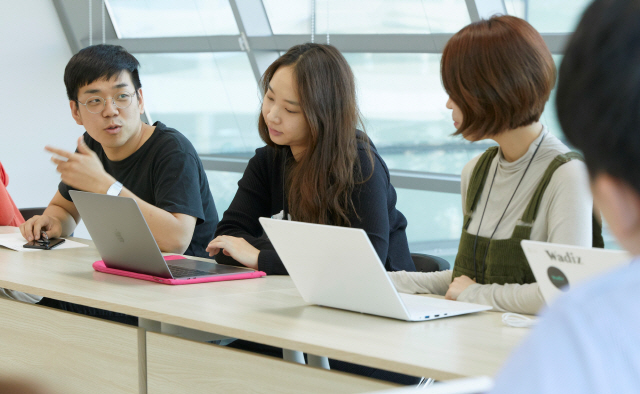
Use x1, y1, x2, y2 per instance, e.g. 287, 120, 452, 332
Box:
59, 121, 218, 258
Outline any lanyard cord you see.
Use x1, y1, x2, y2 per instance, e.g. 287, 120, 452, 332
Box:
473, 131, 547, 284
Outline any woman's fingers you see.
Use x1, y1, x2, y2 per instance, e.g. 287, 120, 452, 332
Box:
206, 236, 231, 256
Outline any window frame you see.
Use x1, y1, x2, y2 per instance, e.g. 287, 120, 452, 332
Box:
52, 0, 574, 194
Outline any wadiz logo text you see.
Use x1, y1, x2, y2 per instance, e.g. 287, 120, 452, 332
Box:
545, 251, 581, 264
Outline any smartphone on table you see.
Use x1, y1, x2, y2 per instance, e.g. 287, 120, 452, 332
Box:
23, 231, 66, 250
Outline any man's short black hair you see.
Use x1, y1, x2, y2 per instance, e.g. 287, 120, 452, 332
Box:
64, 44, 141, 102
557, 0, 640, 193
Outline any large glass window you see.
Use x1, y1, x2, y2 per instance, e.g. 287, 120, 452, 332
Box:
396, 189, 462, 264
135, 52, 262, 155
540, 55, 563, 140
81, 0, 620, 258
207, 171, 244, 219
263, 0, 470, 35
505, 0, 591, 33
346, 54, 569, 175
345, 52, 491, 175
107, 0, 239, 38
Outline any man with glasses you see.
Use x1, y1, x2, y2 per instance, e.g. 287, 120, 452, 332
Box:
16, 45, 218, 321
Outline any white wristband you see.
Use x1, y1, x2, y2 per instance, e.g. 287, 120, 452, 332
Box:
106, 181, 123, 196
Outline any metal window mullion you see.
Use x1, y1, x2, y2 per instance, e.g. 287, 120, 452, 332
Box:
249, 34, 453, 53
199, 156, 462, 194
78, 33, 570, 55
465, 0, 481, 22
467, 0, 508, 21
228, 0, 279, 82
53, 0, 82, 53
54, 0, 119, 53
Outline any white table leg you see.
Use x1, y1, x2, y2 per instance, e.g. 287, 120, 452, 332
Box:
307, 355, 330, 369
283, 349, 306, 364
139, 318, 233, 343
138, 317, 161, 332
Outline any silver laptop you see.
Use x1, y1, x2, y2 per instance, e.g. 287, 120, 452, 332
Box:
521, 240, 630, 304
259, 218, 491, 321
70, 191, 257, 281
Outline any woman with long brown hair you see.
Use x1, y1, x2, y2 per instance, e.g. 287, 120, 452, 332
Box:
207, 43, 415, 276
389, 15, 598, 315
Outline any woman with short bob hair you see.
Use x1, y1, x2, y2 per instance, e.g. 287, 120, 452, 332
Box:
443, 15, 556, 140
390, 15, 599, 315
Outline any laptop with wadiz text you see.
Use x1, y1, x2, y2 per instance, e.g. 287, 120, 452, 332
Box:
259, 218, 491, 321
521, 240, 629, 304
70, 191, 265, 285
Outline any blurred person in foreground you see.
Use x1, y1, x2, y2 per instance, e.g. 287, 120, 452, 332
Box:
490, 0, 640, 392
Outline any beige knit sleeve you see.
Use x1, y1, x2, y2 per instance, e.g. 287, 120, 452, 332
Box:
388, 270, 452, 296
542, 159, 593, 247
457, 282, 545, 315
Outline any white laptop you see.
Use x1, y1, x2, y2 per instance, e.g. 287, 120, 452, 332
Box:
259, 218, 491, 321
521, 240, 630, 304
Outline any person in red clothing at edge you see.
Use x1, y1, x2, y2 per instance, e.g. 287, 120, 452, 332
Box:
0, 161, 40, 303
0, 161, 25, 227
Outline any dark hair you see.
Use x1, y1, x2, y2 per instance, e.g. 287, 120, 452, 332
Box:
64, 44, 141, 102
258, 43, 372, 226
441, 15, 556, 140
557, 0, 640, 193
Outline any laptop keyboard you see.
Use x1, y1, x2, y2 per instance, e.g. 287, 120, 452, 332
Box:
168, 265, 211, 278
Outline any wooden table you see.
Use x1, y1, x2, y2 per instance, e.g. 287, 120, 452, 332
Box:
0, 236, 530, 393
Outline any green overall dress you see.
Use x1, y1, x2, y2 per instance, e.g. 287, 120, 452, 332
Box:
452, 146, 604, 285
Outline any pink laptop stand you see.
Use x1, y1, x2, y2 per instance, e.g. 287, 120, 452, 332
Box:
92, 255, 266, 285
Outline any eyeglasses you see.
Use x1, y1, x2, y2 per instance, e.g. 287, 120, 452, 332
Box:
78, 92, 136, 114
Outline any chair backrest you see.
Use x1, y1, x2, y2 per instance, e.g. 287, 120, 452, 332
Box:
18, 207, 46, 222
411, 253, 451, 273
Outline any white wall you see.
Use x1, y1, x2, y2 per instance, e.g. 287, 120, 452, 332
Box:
1, 0, 90, 238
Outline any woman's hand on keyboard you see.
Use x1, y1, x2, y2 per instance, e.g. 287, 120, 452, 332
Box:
206, 235, 260, 270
